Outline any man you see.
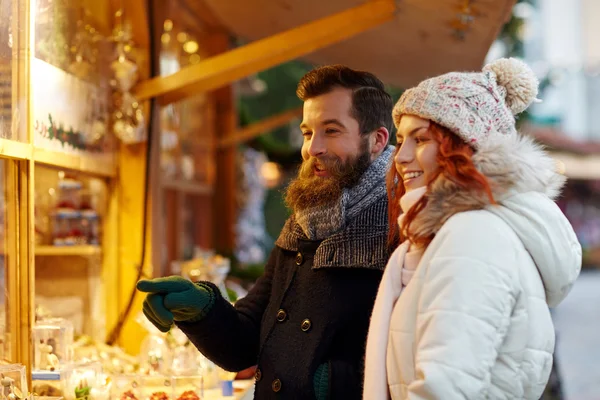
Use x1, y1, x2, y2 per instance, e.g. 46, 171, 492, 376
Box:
137, 65, 394, 399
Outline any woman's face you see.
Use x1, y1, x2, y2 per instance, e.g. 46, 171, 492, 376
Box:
394, 115, 440, 192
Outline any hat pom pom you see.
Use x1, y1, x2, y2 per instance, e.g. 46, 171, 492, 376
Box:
483, 58, 539, 115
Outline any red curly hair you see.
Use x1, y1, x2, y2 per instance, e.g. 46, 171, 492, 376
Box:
387, 121, 496, 249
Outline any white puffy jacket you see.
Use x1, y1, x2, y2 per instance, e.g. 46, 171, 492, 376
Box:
363, 134, 582, 399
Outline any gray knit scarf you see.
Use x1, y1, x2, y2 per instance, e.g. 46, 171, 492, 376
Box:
294, 145, 394, 240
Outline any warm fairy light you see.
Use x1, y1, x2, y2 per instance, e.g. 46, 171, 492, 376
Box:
177, 32, 188, 43
261, 162, 282, 188
161, 33, 171, 45
189, 54, 201, 64
183, 40, 199, 54
164, 20, 173, 32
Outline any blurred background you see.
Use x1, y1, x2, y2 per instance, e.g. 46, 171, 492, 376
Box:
0, 0, 598, 399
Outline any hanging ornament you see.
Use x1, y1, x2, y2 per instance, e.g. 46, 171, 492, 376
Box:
68, 13, 103, 82
109, 16, 146, 144
68, 54, 93, 80
111, 55, 138, 93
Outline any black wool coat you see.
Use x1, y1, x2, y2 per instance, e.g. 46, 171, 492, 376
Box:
177, 198, 389, 399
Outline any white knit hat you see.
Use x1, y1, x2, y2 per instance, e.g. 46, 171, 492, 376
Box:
393, 58, 539, 149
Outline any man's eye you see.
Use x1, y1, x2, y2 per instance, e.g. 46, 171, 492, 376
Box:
325, 129, 339, 134
302, 131, 311, 137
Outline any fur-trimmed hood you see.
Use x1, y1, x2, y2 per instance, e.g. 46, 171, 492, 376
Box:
411, 133, 582, 307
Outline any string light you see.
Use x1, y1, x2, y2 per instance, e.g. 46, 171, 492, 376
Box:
452, 0, 475, 41
183, 40, 199, 54
177, 32, 188, 43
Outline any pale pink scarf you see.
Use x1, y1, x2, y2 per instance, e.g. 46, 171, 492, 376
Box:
397, 187, 427, 288
363, 186, 427, 399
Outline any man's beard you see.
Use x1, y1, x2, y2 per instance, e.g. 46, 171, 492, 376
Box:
284, 140, 371, 213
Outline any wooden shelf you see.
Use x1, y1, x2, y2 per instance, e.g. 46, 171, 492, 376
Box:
34, 147, 117, 178
35, 245, 102, 256
161, 179, 214, 194
0, 138, 32, 160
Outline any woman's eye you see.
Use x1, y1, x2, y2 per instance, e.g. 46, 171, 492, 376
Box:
415, 136, 429, 144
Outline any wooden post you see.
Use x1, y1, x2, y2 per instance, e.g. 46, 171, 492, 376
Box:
111, 0, 154, 354
114, 142, 154, 354
209, 33, 237, 254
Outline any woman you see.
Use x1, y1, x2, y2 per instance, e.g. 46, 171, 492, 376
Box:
363, 58, 582, 399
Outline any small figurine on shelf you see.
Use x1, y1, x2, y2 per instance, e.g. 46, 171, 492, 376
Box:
68, 218, 86, 246
52, 214, 68, 246
119, 390, 138, 400
37, 339, 60, 371
0, 375, 22, 400
31, 383, 62, 397
37, 340, 51, 370
48, 353, 60, 371
1, 376, 13, 399
56, 174, 83, 212
80, 210, 100, 246
74, 377, 91, 400
52, 172, 85, 247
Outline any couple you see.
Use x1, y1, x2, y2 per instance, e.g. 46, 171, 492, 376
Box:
137, 60, 582, 399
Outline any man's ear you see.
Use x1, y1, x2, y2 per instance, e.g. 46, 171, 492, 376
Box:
370, 127, 390, 156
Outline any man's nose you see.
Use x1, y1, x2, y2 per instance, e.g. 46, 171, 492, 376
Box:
307, 134, 327, 157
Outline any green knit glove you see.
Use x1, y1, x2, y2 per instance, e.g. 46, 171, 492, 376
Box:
136, 276, 214, 332
313, 363, 329, 400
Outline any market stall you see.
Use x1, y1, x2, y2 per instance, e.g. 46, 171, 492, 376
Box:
0, 0, 518, 399
1, 0, 253, 398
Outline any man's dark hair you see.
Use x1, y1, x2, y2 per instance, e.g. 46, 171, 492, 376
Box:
296, 64, 394, 135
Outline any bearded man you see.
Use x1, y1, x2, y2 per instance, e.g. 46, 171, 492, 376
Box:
137, 65, 394, 400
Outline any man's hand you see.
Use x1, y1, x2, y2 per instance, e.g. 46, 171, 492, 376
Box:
136, 276, 213, 332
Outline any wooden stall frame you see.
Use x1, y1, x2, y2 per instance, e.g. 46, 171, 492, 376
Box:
0, 0, 139, 365
0, 0, 36, 383
217, 106, 303, 149
132, 0, 397, 105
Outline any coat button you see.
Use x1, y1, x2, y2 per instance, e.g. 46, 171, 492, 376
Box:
276, 309, 287, 322
255, 368, 262, 382
272, 378, 282, 392
301, 318, 312, 332
295, 252, 304, 265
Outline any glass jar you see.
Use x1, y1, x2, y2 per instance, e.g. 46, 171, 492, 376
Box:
33, 317, 74, 370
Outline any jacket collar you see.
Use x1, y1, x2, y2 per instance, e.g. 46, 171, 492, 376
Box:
409, 133, 565, 240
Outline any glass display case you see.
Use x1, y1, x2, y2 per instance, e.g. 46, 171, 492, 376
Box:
0, 364, 28, 399
33, 318, 75, 371
111, 374, 142, 400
